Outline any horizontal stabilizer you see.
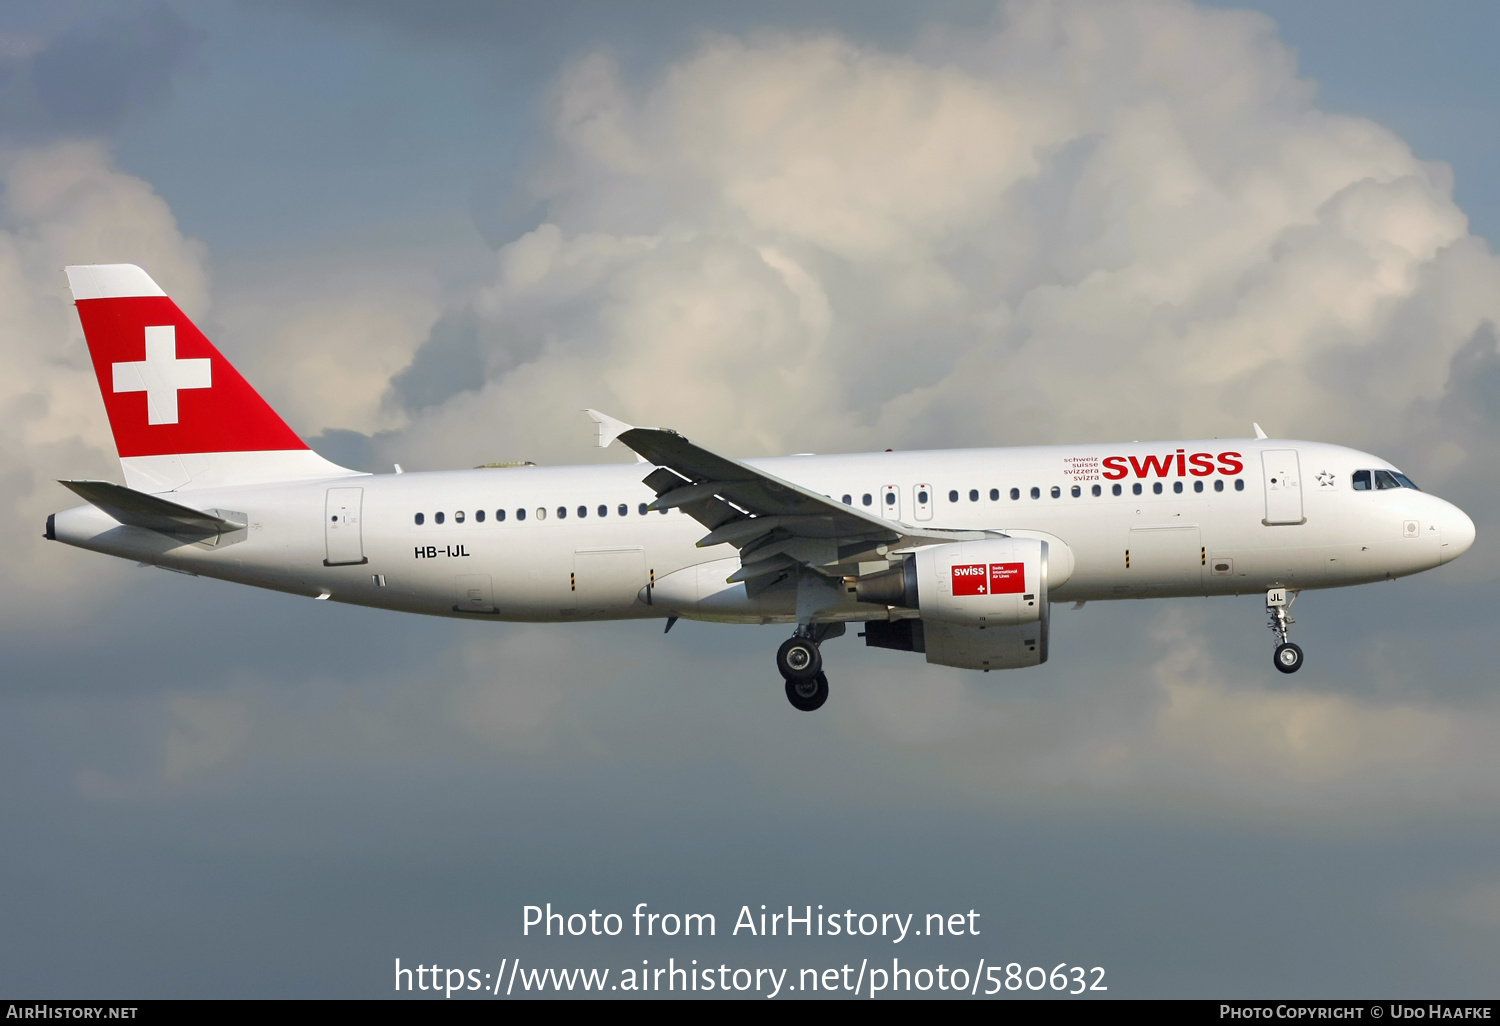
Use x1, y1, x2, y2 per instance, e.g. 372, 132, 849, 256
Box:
58, 479, 244, 539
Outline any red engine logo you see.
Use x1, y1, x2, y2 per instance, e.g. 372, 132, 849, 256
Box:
989, 562, 1025, 594
952, 562, 1026, 596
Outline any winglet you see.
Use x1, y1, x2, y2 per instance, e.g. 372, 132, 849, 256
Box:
1253, 422, 1269, 439
585, 409, 635, 449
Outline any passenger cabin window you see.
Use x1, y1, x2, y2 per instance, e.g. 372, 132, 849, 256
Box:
618, 504, 627, 516
516, 508, 526, 521
414, 512, 424, 525
1152, 482, 1162, 495
1112, 484, 1122, 496
1234, 480, 1245, 491
1010, 488, 1020, 500
497, 509, 506, 521
862, 493, 873, 506
435, 511, 445, 524
1214, 480, 1224, 492
969, 489, 979, 502
639, 503, 649, 515
1071, 485, 1081, 498
885, 492, 896, 506
1193, 481, 1203, 493
598, 505, 607, 517
1030, 487, 1040, 499
1132, 484, 1142, 496
535, 508, 546, 520
1050, 486, 1061, 498
842, 494, 852, 505
455, 510, 466, 523
577, 505, 587, 518
1092, 484, 1101, 497
1173, 481, 1183, 494
990, 488, 999, 501
476, 510, 485, 522
557, 507, 567, 519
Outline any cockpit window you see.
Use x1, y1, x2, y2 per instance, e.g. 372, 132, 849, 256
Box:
1355, 469, 1419, 491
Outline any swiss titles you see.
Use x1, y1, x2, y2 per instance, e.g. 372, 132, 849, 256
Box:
1100, 449, 1242, 481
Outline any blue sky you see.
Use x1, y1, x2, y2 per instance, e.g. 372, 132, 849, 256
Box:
2, 0, 1499, 998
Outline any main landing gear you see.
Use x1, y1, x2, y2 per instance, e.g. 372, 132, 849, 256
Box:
1266, 588, 1304, 674
777, 625, 839, 711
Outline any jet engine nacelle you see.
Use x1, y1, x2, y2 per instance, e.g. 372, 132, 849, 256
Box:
862, 616, 1048, 670
856, 536, 1049, 627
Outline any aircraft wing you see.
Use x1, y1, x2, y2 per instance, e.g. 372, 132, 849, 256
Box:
589, 411, 979, 590
58, 479, 245, 541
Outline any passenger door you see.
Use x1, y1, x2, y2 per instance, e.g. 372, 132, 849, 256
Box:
324, 487, 366, 566
1261, 449, 1305, 525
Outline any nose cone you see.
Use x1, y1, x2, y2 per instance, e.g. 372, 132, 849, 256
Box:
1440, 504, 1476, 564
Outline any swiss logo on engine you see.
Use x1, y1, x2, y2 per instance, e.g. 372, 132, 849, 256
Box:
951, 562, 1026, 596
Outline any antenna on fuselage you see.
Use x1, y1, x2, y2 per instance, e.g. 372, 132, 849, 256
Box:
1253, 423, 1269, 439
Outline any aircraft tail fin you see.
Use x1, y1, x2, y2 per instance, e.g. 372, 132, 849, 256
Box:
65, 264, 359, 491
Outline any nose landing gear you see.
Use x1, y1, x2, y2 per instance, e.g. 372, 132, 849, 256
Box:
1267, 588, 1304, 674
777, 624, 840, 711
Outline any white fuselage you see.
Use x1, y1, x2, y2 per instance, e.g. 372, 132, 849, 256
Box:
50, 439, 1474, 625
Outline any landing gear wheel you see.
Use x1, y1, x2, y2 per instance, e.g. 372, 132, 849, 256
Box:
785, 672, 829, 712
1274, 642, 1304, 674
777, 636, 822, 682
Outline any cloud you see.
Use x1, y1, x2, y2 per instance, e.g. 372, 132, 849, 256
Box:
162, 694, 254, 784
0, 140, 207, 622
0, 5, 203, 138
846, 604, 1500, 813
354, 0, 1500, 566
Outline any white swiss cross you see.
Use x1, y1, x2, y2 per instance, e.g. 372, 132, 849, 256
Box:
111, 325, 211, 425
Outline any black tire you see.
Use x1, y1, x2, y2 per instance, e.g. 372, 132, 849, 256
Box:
776, 636, 822, 682
1274, 642, 1304, 674
785, 672, 829, 712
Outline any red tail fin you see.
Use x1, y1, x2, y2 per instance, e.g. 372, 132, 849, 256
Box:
66, 265, 357, 491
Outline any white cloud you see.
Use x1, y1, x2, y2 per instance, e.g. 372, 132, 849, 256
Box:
840, 606, 1500, 816
847, 605, 1500, 813
363, 0, 1500, 555
0, 141, 208, 623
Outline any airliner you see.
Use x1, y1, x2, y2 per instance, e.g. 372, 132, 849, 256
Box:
46, 265, 1476, 710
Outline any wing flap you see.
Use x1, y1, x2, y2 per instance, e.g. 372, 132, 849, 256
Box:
591, 412, 986, 584
620, 426, 900, 545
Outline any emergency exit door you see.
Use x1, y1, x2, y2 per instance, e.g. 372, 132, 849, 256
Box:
881, 484, 901, 520
324, 487, 367, 565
